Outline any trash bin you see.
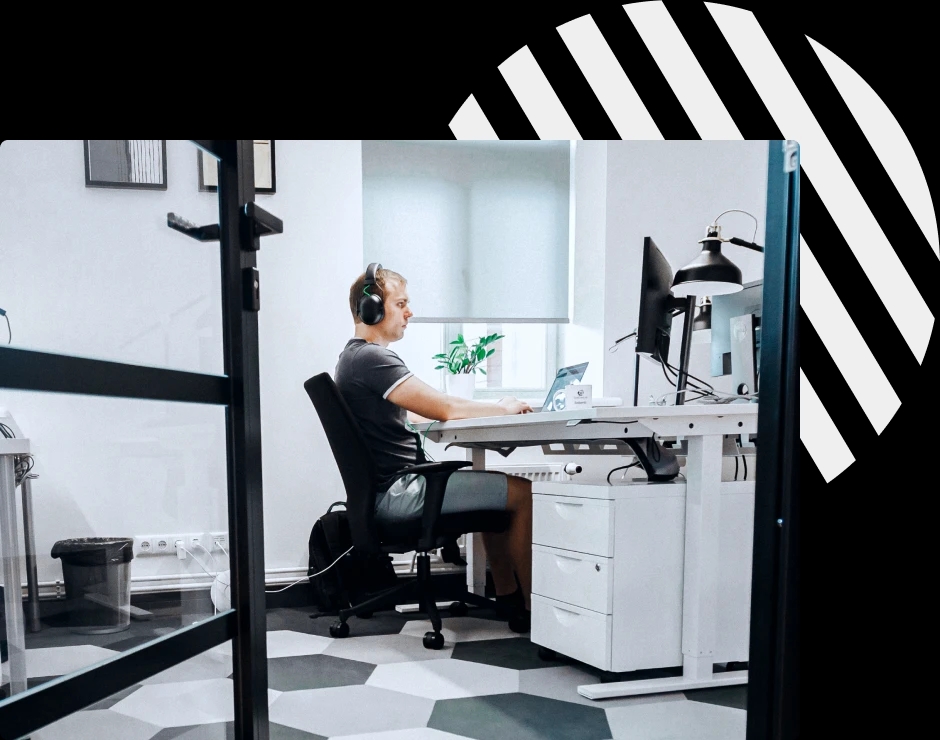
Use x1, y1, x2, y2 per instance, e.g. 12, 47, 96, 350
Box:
51, 537, 134, 634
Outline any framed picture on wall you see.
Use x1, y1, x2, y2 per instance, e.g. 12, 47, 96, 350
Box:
197, 140, 276, 194
84, 140, 167, 190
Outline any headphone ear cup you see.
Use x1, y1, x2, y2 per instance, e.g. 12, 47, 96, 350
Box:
359, 294, 384, 325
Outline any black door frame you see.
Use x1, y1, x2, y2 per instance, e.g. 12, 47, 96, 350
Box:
745, 141, 800, 739
0, 140, 271, 740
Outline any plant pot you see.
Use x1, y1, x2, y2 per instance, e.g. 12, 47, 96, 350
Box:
446, 373, 476, 400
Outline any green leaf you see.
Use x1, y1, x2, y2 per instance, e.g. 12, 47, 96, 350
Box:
479, 368, 486, 375
485, 348, 495, 357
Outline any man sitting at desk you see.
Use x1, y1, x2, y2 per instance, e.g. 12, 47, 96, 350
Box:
335, 265, 534, 631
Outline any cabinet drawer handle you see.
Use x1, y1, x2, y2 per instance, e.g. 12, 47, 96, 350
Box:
554, 554, 582, 573
553, 502, 584, 519
552, 606, 580, 625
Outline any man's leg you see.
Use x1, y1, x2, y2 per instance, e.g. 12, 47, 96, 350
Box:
480, 475, 533, 610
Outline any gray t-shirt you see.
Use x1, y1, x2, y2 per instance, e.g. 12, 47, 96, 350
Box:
334, 338, 420, 492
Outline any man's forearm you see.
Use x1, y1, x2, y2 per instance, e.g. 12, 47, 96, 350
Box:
443, 397, 509, 421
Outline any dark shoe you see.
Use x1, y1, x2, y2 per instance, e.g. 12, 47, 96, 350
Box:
508, 609, 531, 634
495, 587, 525, 615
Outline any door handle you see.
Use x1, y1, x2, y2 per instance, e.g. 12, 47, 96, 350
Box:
167, 212, 220, 242
242, 202, 283, 250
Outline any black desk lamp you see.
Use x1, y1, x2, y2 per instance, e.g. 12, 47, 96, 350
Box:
672, 210, 765, 298
670, 210, 764, 404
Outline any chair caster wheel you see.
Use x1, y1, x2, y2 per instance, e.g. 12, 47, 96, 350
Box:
330, 621, 350, 638
423, 631, 445, 650
537, 646, 558, 661
449, 601, 468, 617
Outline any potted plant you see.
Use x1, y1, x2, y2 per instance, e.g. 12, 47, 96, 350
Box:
433, 332, 504, 400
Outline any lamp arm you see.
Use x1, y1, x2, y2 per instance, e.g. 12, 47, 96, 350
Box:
728, 236, 764, 253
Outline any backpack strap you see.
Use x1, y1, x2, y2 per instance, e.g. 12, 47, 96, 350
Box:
326, 501, 347, 514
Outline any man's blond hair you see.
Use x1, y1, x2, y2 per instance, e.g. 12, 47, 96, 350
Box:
349, 267, 407, 324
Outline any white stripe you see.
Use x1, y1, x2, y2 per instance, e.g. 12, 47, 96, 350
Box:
556, 14, 663, 139
800, 368, 855, 482
707, 2, 934, 363
801, 237, 900, 433
449, 95, 500, 140
623, 1, 742, 139
807, 37, 939, 260
383, 372, 413, 399
498, 46, 582, 139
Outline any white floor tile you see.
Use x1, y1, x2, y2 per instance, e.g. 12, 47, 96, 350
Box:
269, 685, 434, 737
332, 728, 475, 740
32, 709, 161, 740
367, 658, 519, 700
214, 630, 332, 659
324, 633, 454, 664
1, 645, 120, 679
606, 699, 747, 740
399, 617, 521, 643
519, 665, 687, 710
139, 647, 233, 685
110, 677, 280, 727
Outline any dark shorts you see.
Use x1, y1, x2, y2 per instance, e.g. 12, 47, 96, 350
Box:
374, 470, 509, 524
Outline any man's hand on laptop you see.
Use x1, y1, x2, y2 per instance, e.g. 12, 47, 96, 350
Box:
497, 397, 533, 415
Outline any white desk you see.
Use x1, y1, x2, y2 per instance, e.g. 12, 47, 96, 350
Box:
0, 433, 29, 697
416, 404, 758, 699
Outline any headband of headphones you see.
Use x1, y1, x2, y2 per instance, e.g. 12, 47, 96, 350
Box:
363, 263, 382, 295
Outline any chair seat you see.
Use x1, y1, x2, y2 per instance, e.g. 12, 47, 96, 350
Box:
376, 510, 512, 551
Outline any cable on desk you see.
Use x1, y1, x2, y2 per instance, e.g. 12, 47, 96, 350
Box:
607, 461, 640, 485
742, 454, 748, 481
734, 456, 739, 481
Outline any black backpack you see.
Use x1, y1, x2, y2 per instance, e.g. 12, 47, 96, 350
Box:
307, 501, 397, 615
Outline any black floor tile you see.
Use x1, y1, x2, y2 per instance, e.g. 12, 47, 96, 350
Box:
258, 654, 375, 691
452, 637, 568, 670
430, 693, 612, 740
685, 683, 748, 710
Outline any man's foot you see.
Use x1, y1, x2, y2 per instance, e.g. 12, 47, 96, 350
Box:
508, 608, 531, 634
494, 587, 525, 614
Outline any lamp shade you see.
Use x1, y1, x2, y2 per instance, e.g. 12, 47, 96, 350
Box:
671, 233, 743, 298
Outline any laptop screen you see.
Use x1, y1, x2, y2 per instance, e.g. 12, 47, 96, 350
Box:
541, 363, 589, 412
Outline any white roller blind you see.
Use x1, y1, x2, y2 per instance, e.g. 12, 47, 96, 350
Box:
362, 140, 571, 322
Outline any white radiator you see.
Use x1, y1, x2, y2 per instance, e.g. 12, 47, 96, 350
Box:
485, 463, 575, 482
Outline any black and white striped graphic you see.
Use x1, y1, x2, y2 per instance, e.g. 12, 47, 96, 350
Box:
448, 2, 938, 483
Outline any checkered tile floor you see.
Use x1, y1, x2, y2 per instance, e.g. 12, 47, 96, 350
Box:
5, 605, 747, 739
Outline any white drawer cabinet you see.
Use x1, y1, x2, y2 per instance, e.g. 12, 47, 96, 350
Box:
530, 480, 754, 673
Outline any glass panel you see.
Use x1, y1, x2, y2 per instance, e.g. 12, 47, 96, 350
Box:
0, 390, 231, 705
0, 140, 224, 375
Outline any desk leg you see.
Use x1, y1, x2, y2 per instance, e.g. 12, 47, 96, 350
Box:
1, 455, 28, 696
22, 478, 41, 633
466, 448, 487, 597
578, 434, 748, 699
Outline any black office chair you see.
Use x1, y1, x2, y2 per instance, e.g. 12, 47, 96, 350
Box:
304, 372, 513, 649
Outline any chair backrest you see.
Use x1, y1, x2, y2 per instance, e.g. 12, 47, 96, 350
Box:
303, 372, 380, 554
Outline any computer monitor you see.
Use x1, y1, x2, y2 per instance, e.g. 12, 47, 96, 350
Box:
636, 237, 678, 364
710, 280, 762, 377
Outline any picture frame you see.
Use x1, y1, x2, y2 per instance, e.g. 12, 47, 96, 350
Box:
84, 140, 167, 190
197, 140, 276, 194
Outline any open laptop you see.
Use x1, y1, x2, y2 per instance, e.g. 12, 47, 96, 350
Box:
540, 363, 589, 412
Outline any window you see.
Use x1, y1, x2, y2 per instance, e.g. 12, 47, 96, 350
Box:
394, 322, 559, 401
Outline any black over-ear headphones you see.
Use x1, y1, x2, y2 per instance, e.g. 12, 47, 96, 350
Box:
358, 263, 384, 325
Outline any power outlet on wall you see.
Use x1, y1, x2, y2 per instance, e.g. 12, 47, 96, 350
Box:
209, 532, 228, 553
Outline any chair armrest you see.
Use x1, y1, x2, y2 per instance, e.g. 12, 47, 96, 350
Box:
395, 461, 472, 550
398, 461, 472, 477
